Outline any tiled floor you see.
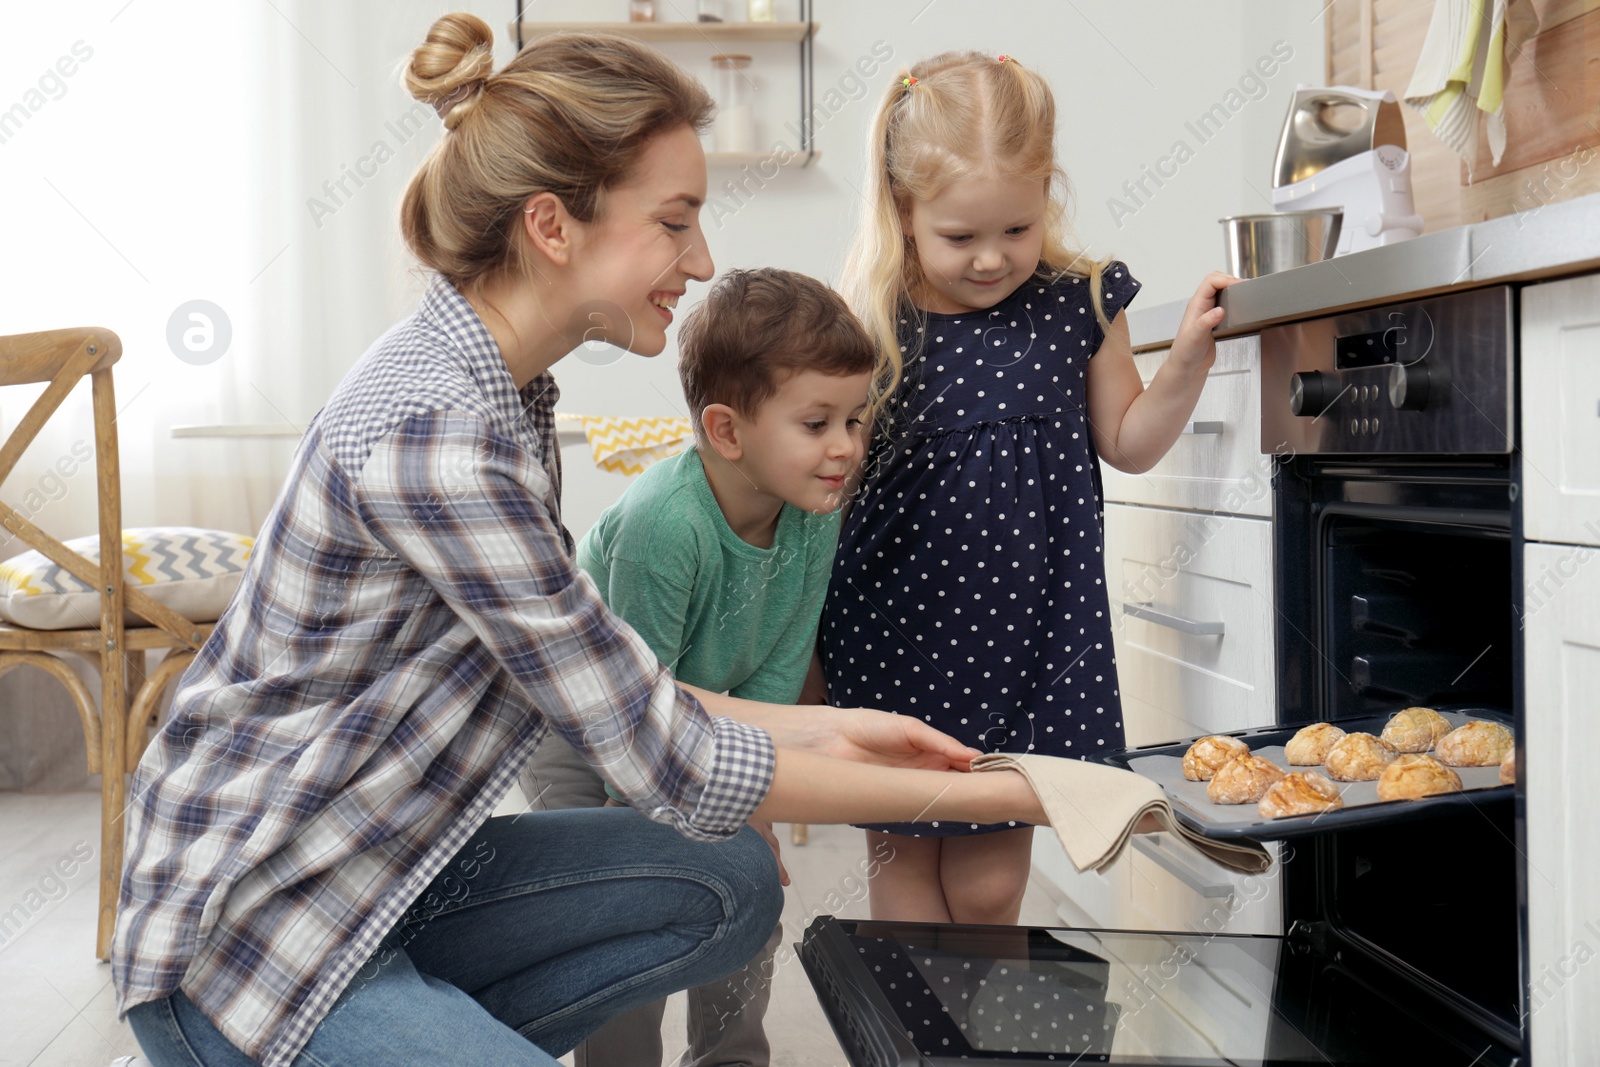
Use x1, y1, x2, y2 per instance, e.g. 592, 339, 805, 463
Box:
0, 790, 1067, 1066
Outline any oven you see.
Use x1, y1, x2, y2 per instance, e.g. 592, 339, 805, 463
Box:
798, 286, 1527, 1066
1264, 286, 1523, 1059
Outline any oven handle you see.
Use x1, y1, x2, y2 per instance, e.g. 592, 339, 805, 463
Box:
1182, 420, 1224, 435
1132, 835, 1234, 898
1122, 602, 1226, 636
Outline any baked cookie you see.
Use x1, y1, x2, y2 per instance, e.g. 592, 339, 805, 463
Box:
1380, 707, 1452, 753
1258, 771, 1345, 819
1285, 723, 1346, 766
1499, 750, 1516, 784
1182, 735, 1250, 781
1435, 721, 1514, 767
1375, 753, 1463, 801
1324, 732, 1398, 782
1208, 754, 1287, 804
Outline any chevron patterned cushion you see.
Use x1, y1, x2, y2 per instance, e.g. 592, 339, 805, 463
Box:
0, 526, 253, 631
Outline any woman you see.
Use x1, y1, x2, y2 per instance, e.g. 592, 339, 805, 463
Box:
112, 15, 1046, 1067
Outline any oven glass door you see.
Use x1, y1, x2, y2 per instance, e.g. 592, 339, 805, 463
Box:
801, 918, 1517, 1067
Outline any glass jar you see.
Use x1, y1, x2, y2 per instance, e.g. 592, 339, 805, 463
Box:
697, 0, 726, 21
628, 0, 656, 21
710, 54, 755, 153
747, 0, 776, 20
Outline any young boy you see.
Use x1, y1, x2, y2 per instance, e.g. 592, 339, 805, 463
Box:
518, 267, 875, 1067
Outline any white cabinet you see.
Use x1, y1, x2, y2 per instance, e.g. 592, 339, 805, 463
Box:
1034, 334, 1282, 937
1122, 834, 1282, 936
1094, 334, 1278, 745
1103, 504, 1276, 745
1521, 270, 1600, 1066
1032, 832, 1128, 929
1032, 831, 1283, 936
1098, 336, 1273, 518
1522, 274, 1600, 548
1522, 542, 1600, 1067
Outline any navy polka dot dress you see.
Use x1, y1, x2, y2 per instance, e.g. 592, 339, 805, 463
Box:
822, 265, 1141, 836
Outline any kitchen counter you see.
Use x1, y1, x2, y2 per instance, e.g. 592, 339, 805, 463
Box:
1129, 189, 1600, 350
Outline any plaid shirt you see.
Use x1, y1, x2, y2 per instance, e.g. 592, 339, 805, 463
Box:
111, 279, 775, 1066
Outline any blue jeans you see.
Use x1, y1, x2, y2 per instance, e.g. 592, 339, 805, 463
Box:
127, 808, 783, 1065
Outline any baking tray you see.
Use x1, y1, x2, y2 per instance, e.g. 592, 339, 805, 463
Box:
1091, 707, 1514, 843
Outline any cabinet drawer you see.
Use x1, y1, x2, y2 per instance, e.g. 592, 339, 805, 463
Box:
1032, 832, 1284, 936
1099, 336, 1272, 517
1104, 503, 1276, 745
1031, 833, 1127, 930
1124, 834, 1284, 936
1523, 274, 1600, 548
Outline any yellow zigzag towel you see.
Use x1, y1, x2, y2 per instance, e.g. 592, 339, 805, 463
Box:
556, 413, 694, 477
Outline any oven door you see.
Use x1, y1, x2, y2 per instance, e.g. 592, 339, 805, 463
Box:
800, 917, 1521, 1066
1270, 457, 1524, 1049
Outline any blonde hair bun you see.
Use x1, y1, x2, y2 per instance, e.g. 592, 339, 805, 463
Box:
405, 12, 495, 130
398, 18, 713, 293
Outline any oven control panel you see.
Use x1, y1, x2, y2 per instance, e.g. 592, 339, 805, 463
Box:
1261, 287, 1513, 454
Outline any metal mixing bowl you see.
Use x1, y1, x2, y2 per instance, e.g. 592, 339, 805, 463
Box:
1219, 209, 1343, 279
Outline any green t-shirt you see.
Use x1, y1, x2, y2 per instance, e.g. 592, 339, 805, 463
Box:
576, 447, 840, 704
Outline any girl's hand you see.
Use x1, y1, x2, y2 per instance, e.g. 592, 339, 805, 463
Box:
1169, 271, 1241, 373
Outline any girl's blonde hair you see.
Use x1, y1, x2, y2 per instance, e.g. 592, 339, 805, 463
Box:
843, 51, 1111, 412
400, 13, 713, 293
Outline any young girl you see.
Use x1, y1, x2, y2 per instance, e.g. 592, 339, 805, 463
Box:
822, 51, 1236, 925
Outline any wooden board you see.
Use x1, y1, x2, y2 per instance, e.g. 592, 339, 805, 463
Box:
1469, 8, 1600, 177
1323, 0, 1599, 227
1460, 141, 1600, 220
1532, 0, 1600, 32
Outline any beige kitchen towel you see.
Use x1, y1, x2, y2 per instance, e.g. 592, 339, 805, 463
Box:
970, 752, 1272, 875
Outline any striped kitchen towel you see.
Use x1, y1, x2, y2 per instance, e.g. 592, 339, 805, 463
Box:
1403, 0, 1540, 178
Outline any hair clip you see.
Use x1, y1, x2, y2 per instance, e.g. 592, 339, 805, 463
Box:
997, 54, 1011, 63
901, 76, 918, 90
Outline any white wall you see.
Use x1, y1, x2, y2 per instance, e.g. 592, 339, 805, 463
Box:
537, 0, 1327, 537
0, 0, 1325, 547
0, 0, 1322, 787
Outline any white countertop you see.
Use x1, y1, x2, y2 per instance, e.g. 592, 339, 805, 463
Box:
1129, 190, 1600, 350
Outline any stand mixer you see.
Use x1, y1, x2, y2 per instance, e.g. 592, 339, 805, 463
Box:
1270, 86, 1424, 256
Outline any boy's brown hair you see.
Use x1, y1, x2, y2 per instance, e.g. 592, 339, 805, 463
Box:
679, 268, 875, 433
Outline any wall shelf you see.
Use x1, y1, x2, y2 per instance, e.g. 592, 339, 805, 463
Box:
511, 2, 819, 165
513, 21, 818, 44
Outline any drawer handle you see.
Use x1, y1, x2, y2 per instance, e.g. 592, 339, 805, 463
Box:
1182, 420, 1225, 435
1132, 835, 1233, 898
1123, 602, 1226, 636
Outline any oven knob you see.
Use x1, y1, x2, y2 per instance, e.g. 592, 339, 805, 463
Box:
1290, 371, 1338, 417
1388, 361, 1432, 411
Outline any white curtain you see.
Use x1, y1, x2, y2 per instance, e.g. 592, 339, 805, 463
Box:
0, 0, 508, 786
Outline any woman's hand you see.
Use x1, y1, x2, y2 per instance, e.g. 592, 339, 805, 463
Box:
1168, 270, 1241, 373
784, 706, 982, 771
681, 684, 980, 771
